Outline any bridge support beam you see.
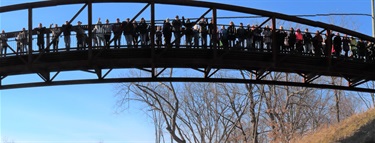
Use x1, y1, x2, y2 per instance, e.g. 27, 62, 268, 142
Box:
37, 71, 60, 83
271, 17, 277, 67
325, 29, 333, 68
346, 77, 368, 87
0, 76, 7, 87
88, 0, 93, 60
299, 73, 321, 83
94, 68, 113, 79
28, 7, 33, 63
250, 69, 270, 80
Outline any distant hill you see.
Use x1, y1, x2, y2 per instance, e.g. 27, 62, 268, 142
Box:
293, 108, 375, 143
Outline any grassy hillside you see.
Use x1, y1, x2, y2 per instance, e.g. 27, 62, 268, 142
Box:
293, 108, 375, 143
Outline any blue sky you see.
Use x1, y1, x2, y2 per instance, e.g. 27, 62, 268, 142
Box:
1, 0, 373, 142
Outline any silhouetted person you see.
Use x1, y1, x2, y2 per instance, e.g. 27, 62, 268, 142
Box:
219, 25, 228, 49
313, 30, 323, 57
35, 23, 47, 53
103, 19, 112, 49
163, 18, 172, 48
75, 21, 86, 50
112, 18, 122, 49
198, 17, 208, 49
182, 17, 195, 48
122, 18, 134, 48
333, 32, 342, 58
245, 24, 253, 50
276, 26, 287, 53
303, 28, 313, 55
156, 26, 162, 48
172, 15, 182, 48
287, 27, 296, 53
237, 22, 246, 48
62, 21, 72, 51
138, 18, 148, 48
227, 21, 236, 48
342, 34, 350, 58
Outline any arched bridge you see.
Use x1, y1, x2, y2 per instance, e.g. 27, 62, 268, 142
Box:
1, 0, 375, 92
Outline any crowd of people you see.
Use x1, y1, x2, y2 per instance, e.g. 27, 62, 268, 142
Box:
0, 16, 374, 62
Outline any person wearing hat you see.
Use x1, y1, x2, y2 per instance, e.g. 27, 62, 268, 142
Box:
75, 20, 86, 50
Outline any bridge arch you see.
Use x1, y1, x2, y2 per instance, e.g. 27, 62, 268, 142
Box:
0, 0, 375, 92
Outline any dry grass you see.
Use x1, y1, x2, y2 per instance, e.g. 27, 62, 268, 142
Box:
293, 108, 375, 143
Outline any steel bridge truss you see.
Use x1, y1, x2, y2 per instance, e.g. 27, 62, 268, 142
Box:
1, 0, 375, 92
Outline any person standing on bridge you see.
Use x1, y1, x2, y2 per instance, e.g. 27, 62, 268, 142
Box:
263, 25, 272, 52
182, 17, 195, 48
122, 18, 134, 48
333, 32, 342, 58
312, 30, 323, 57
350, 37, 358, 59
35, 23, 47, 53
62, 21, 72, 51
295, 28, 304, 55
96, 18, 105, 47
112, 18, 122, 49
172, 15, 182, 48
0, 30, 8, 57
245, 24, 253, 50
276, 26, 287, 53
50, 24, 61, 52
132, 20, 139, 48
287, 27, 296, 53
156, 26, 163, 49
219, 25, 228, 50
198, 17, 208, 49
237, 23, 246, 49
163, 18, 172, 48
18, 28, 28, 55
303, 28, 313, 55
342, 34, 350, 58
138, 18, 148, 48
75, 21, 87, 50
227, 21, 236, 48
193, 25, 200, 49
103, 19, 112, 49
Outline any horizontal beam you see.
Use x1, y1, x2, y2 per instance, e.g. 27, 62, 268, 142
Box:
1, 77, 374, 93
